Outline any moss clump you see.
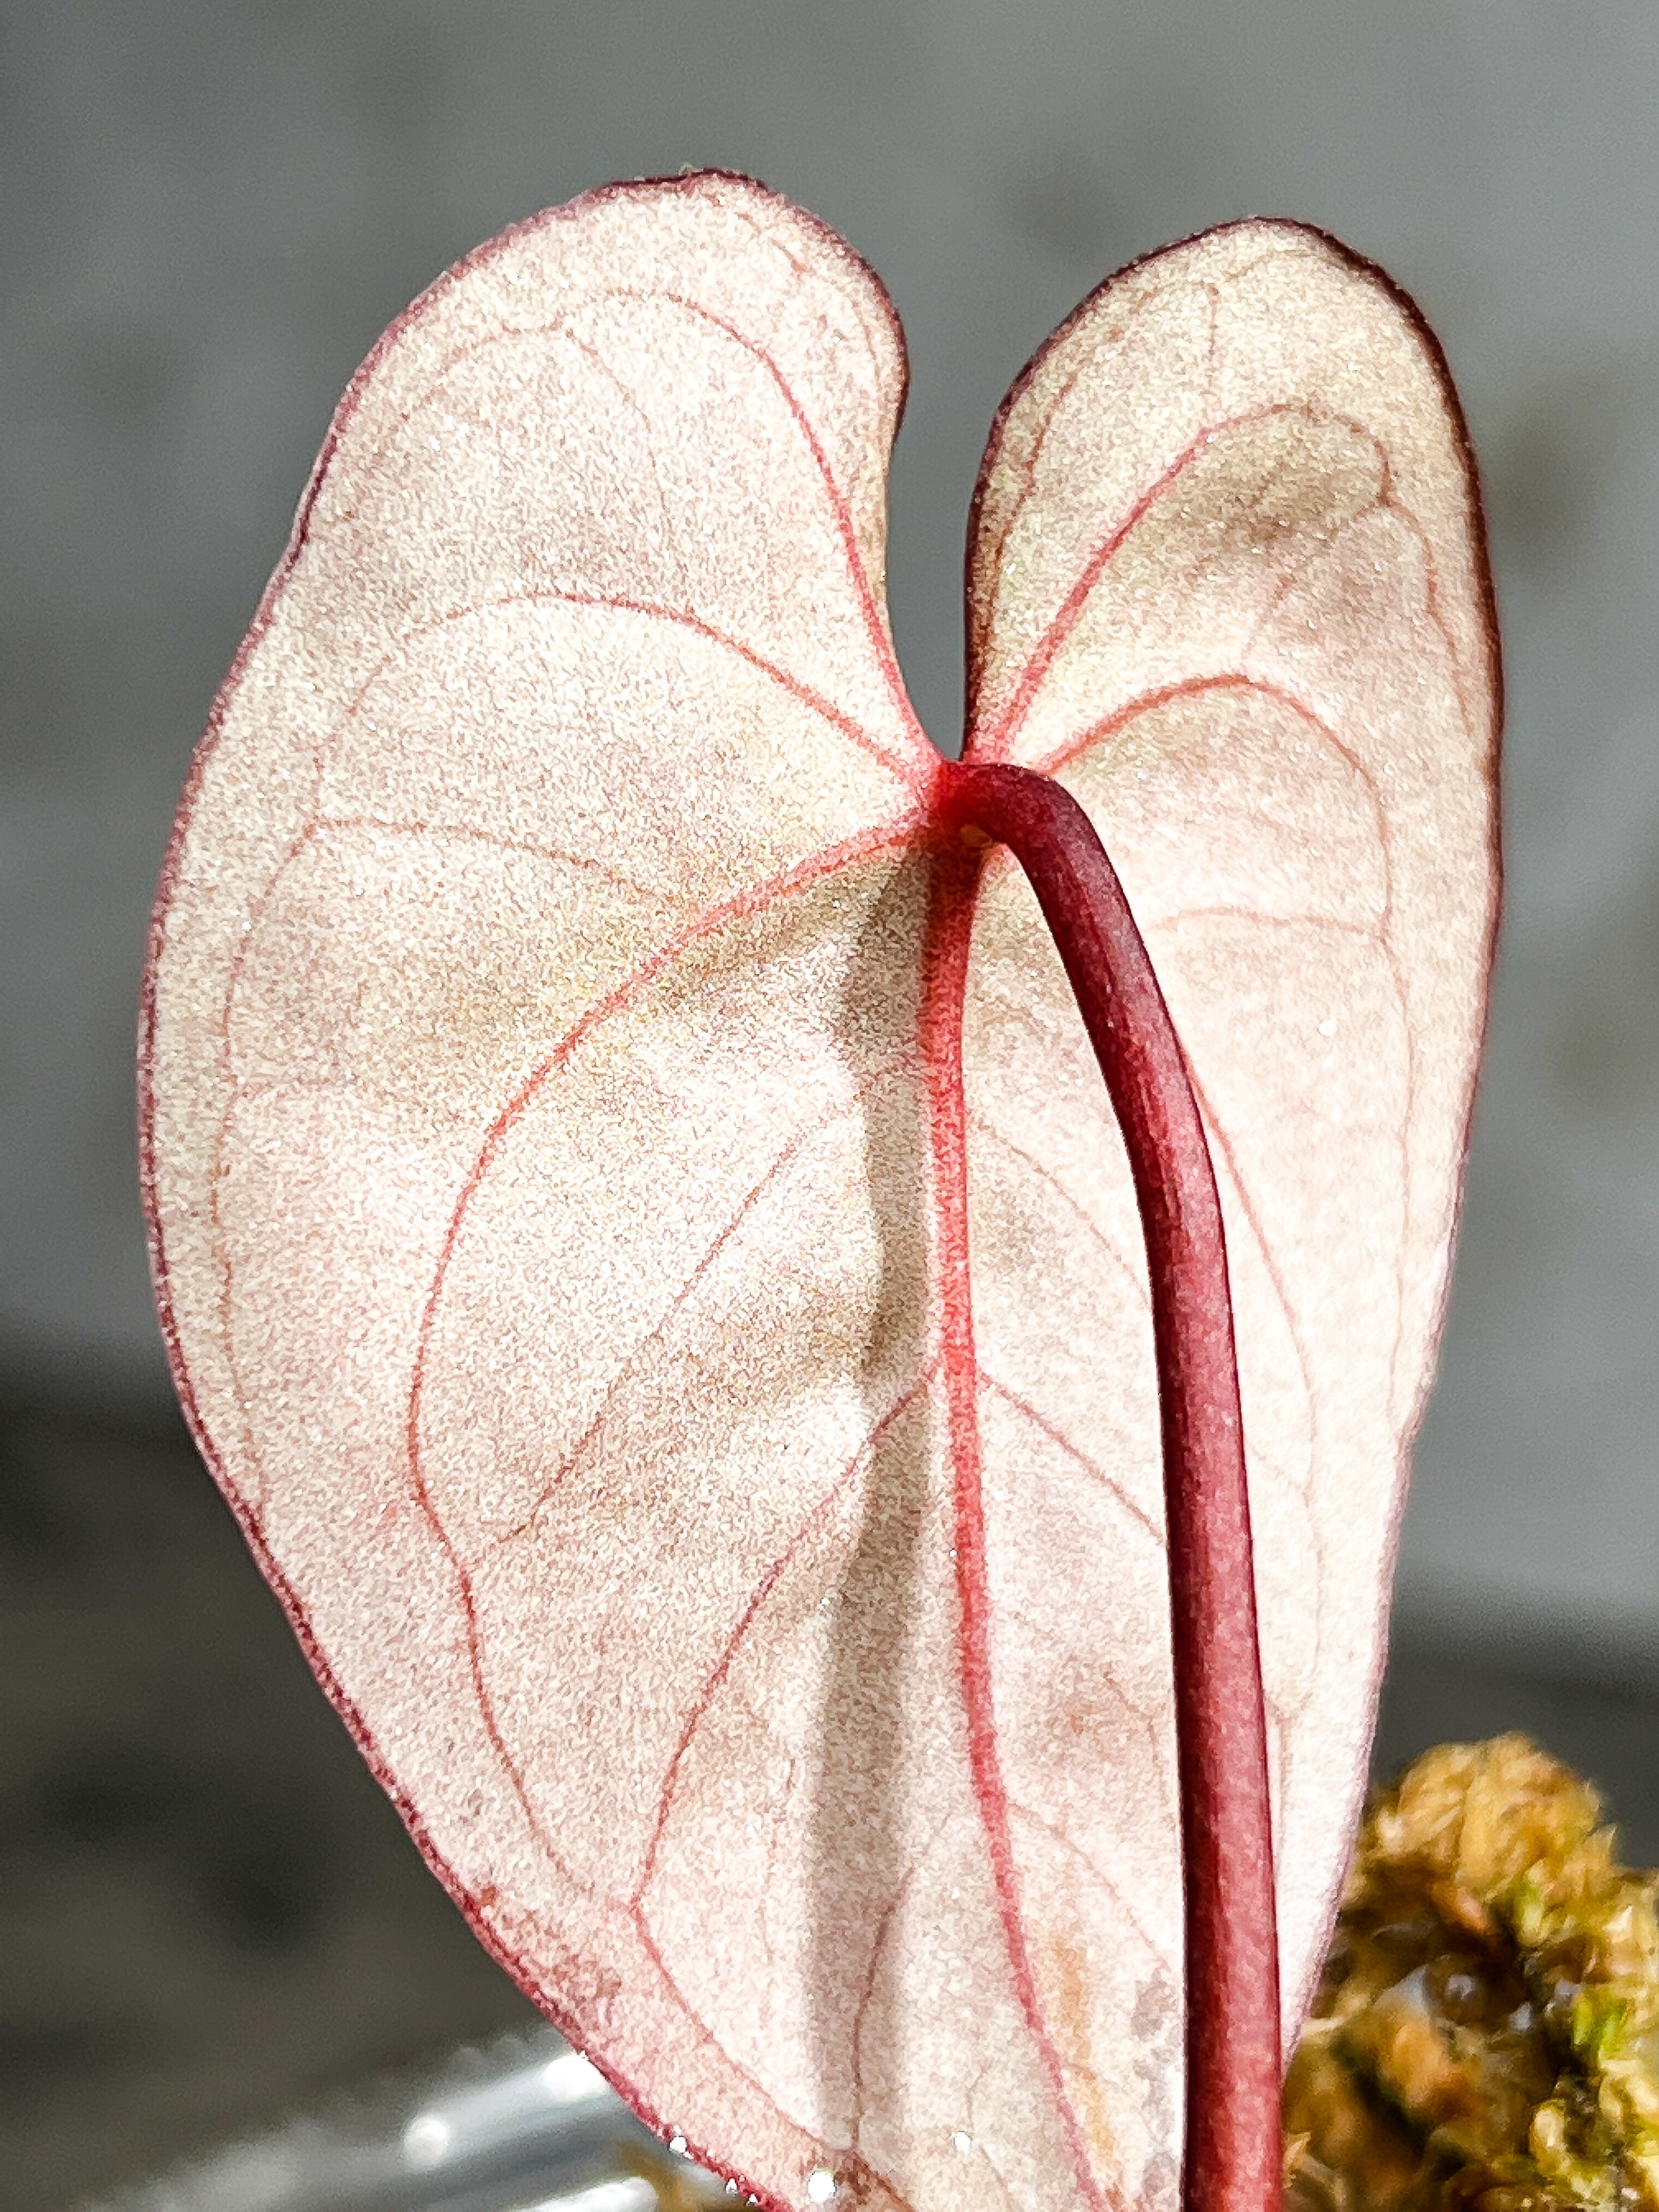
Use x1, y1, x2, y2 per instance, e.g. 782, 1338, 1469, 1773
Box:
1285, 1735, 1659, 2212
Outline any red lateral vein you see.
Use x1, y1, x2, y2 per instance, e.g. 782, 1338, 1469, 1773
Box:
1179, 1070, 1321, 1500
551, 588, 927, 789
312, 585, 927, 798
503, 1060, 918, 1548
413, 814, 923, 1373
312, 812, 676, 906
400, 818, 923, 1863
1031, 669, 1379, 795
979, 1374, 1161, 1544
655, 290, 928, 755
965, 276, 1175, 730
977, 405, 1295, 761
1007, 1801, 1168, 1970
965, 1110, 1152, 1312
634, 1377, 934, 1907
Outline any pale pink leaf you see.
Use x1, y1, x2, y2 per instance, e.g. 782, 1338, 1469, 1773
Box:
140, 180, 1497, 2212
956, 222, 1498, 2203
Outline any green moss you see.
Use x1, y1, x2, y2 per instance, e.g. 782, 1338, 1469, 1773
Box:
1286, 1736, 1659, 2212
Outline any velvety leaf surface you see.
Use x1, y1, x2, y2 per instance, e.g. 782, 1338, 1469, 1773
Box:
141, 179, 1497, 2212
956, 223, 1498, 2203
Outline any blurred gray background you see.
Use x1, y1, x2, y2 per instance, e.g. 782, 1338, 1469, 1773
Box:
4, 1, 1658, 2203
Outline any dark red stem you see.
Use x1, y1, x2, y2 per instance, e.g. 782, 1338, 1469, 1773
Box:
941, 759, 1280, 2212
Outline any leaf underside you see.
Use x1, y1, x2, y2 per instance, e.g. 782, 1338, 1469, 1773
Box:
141, 175, 1498, 2212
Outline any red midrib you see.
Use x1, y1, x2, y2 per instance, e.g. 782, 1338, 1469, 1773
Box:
919, 842, 1114, 2212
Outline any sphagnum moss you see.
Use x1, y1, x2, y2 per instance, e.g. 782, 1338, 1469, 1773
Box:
1285, 1736, 1659, 2212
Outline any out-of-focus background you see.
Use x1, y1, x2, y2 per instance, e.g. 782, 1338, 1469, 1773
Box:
4, 2, 1657, 2203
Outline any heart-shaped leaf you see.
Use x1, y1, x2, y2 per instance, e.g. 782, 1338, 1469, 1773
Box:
140, 176, 1497, 2212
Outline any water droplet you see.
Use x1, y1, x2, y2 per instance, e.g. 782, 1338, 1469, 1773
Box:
1318, 1017, 1338, 1036
952, 2132, 973, 2155
806, 2169, 837, 2203
669, 2133, 689, 2157
726, 2181, 740, 2196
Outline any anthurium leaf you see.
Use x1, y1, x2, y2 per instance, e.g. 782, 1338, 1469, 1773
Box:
140, 177, 1497, 2212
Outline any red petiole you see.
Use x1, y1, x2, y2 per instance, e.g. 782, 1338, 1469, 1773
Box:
942, 759, 1280, 2212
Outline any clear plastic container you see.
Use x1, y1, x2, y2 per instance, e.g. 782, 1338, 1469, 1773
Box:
78, 2029, 732, 2212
